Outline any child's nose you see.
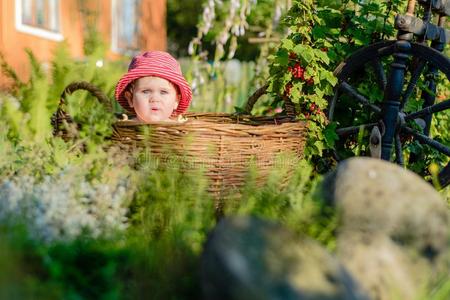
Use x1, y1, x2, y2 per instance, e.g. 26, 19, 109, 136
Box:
148, 94, 160, 102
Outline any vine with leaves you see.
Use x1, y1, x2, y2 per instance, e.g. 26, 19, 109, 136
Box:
189, 0, 408, 165
266, 0, 406, 163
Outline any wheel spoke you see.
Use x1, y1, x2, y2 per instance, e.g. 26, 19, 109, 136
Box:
402, 126, 450, 156
405, 99, 450, 121
339, 81, 382, 114
401, 59, 426, 110
371, 58, 387, 90
333, 41, 450, 181
328, 90, 339, 121
377, 43, 396, 56
395, 134, 404, 166
336, 122, 378, 137
438, 162, 450, 188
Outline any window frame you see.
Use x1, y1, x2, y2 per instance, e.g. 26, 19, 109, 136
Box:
15, 0, 63, 41
111, 0, 141, 55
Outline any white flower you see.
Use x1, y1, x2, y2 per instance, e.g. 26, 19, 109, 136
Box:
188, 40, 196, 55
0, 170, 131, 244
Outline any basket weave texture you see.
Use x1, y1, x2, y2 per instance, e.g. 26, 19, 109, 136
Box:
112, 113, 306, 195
53, 82, 307, 197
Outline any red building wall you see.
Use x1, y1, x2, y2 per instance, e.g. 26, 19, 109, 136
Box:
0, 0, 167, 89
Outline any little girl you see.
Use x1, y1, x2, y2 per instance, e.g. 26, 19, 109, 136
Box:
115, 51, 192, 122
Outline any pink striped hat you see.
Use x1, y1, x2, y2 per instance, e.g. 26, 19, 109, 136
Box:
115, 51, 192, 115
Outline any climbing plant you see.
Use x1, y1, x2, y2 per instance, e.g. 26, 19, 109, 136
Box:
188, 0, 406, 165
266, 0, 405, 159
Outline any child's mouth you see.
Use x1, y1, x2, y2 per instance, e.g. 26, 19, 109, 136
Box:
151, 108, 159, 111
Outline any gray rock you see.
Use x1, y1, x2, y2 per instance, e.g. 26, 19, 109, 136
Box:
321, 157, 450, 299
337, 232, 432, 300
321, 157, 449, 259
201, 216, 368, 300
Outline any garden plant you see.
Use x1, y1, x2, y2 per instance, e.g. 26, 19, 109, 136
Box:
0, 0, 449, 299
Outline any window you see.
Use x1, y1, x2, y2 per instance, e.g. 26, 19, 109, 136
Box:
111, 0, 141, 54
15, 0, 63, 41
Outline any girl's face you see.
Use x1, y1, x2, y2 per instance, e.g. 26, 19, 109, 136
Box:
127, 76, 179, 122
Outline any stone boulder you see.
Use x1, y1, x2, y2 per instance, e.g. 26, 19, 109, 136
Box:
321, 157, 449, 259
337, 232, 432, 300
201, 216, 368, 300
320, 157, 450, 299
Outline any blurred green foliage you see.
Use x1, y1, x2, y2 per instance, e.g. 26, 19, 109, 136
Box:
168, 0, 289, 61
0, 39, 335, 298
0, 1, 449, 299
167, 0, 203, 56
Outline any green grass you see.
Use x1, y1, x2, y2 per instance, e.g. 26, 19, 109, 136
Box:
0, 42, 449, 300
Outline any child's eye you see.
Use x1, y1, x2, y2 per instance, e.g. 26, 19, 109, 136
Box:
160, 90, 169, 95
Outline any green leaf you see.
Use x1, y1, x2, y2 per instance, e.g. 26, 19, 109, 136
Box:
312, 88, 325, 99
329, 28, 341, 35
294, 45, 314, 64
320, 71, 337, 86
290, 82, 304, 102
324, 123, 339, 148
313, 140, 325, 156
275, 48, 289, 66
281, 38, 294, 51
315, 49, 330, 65
312, 26, 327, 39
234, 106, 247, 114
304, 67, 315, 79
404, 98, 424, 113
308, 121, 318, 131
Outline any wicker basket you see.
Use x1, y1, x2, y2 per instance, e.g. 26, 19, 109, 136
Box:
52, 82, 307, 198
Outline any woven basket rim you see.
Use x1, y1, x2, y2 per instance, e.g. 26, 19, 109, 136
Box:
114, 112, 304, 128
